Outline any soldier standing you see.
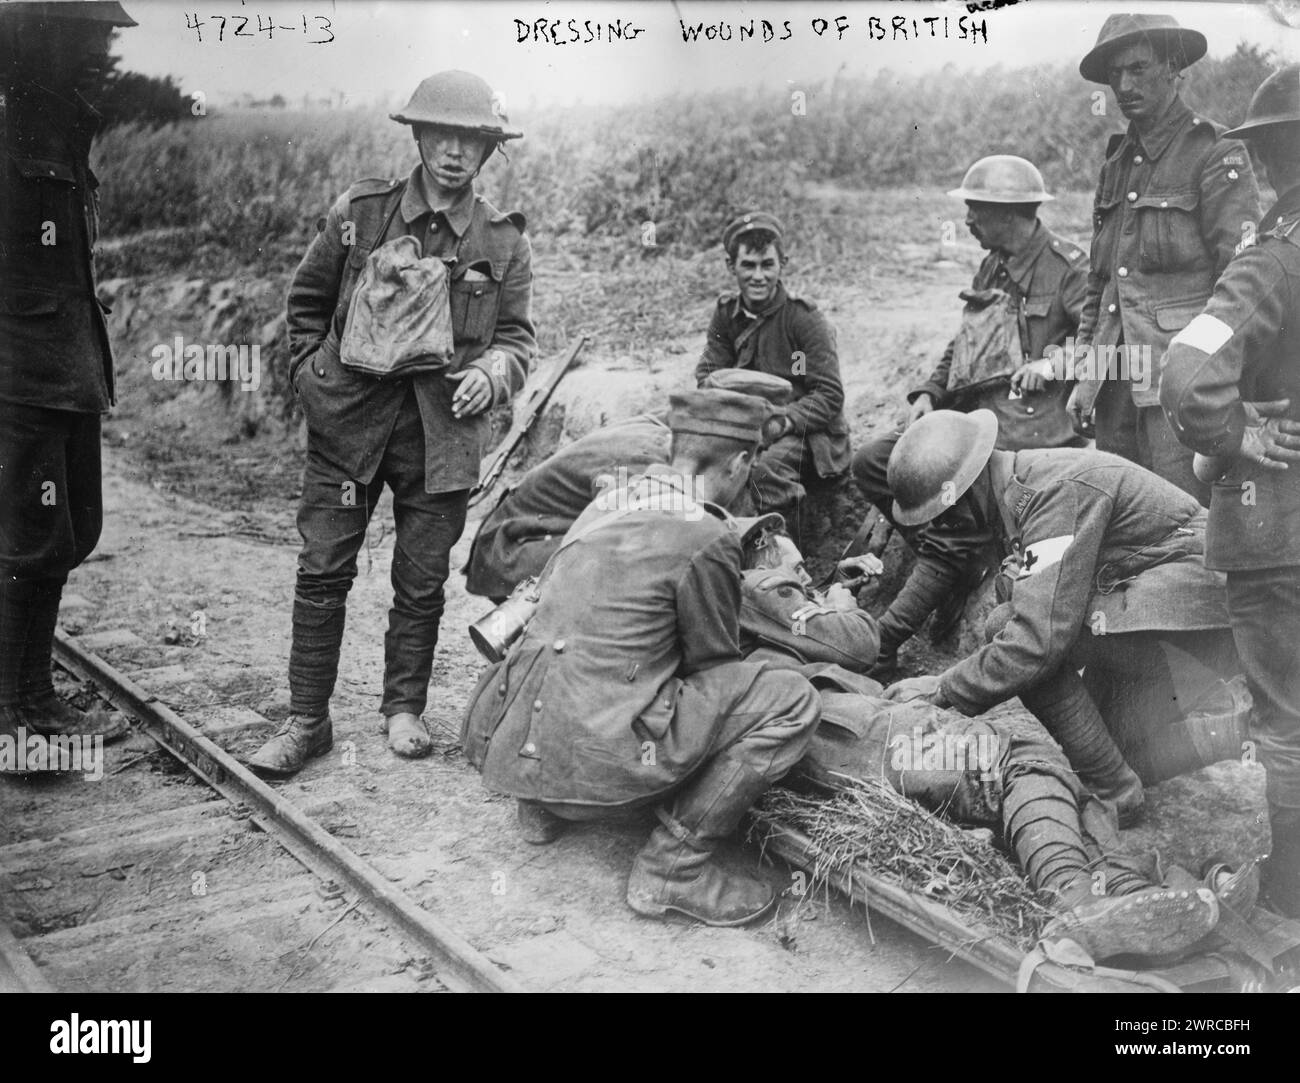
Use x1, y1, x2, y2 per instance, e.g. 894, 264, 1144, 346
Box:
0, 0, 136, 768
1161, 65, 1300, 918
854, 155, 1087, 678
247, 71, 535, 776
1068, 13, 1262, 504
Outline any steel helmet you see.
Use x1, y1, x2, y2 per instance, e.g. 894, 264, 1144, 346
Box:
887, 410, 999, 527
948, 155, 1054, 204
0, 1, 136, 25
390, 70, 522, 140
1225, 64, 1300, 141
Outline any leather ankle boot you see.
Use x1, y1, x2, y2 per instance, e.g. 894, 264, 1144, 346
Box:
23, 692, 129, 743
245, 713, 333, 778
626, 757, 776, 926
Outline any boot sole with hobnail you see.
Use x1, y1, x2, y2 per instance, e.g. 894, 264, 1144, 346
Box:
1046, 886, 1220, 962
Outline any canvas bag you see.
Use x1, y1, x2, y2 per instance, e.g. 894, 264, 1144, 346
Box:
339, 232, 455, 378
945, 287, 1028, 391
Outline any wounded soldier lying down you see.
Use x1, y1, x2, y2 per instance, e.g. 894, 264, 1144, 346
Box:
742, 523, 1238, 962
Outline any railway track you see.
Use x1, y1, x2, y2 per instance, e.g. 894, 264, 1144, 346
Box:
0, 631, 520, 993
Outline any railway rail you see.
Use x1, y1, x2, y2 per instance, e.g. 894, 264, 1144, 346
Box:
0, 632, 520, 993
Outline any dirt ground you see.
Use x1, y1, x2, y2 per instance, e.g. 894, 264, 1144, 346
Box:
53, 186, 1269, 992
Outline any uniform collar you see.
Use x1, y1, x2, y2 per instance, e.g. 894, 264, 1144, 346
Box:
399, 165, 477, 236
730, 282, 788, 321
1261, 184, 1300, 234
999, 220, 1049, 290
1124, 95, 1194, 162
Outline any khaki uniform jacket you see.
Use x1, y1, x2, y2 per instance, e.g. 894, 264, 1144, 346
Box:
0, 83, 114, 412
464, 412, 672, 598
1077, 97, 1262, 407
939, 448, 1230, 715
695, 284, 851, 477
1160, 186, 1300, 570
911, 220, 1088, 449
462, 467, 747, 805
288, 167, 536, 492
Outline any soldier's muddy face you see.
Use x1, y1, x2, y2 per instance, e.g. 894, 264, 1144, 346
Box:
728, 242, 782, 308
1107, 42, 1178, 127
416, 124, 490, 197
3, 19, 113, 97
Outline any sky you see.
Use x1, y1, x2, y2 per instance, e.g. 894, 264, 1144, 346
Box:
93, 0, 1300, 108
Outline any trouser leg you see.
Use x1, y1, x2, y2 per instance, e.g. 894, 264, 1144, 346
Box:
1138, 405, 1210, 507
1076, 628, 1245, 784
1227, 567, 1300, 915
378, 398, 469, 718
288, 449, 382, 718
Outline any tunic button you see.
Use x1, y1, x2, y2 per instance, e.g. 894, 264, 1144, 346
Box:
524, 742, 536, 754
1133, 155, 1143, 164
553, 638, 566, 652
1127, 191, 1137, 202
498, 684, 507, 696
533, 699, 542, 711
1118, 267, 1129, 277
1107, 303, 1117, 313
1160, 201, 1168, 208
316, 367, 326, 375
1026, 406, 1034, 414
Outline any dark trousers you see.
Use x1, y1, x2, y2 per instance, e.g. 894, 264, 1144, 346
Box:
0, 403, 102, 707
290, 391, 468, 718
1226, 566, 1300, 810
0, 402, 102, 580
1094, 380, 1209, 507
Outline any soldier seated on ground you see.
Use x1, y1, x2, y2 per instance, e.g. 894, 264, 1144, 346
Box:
462, 389, 821, 928
852, 154, 1088, 680
694, 212, 852, 537
879, 410, 1248, 830
732, 524, 1233, 963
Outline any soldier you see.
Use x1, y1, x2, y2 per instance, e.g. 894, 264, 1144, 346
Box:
694, 212, 851, 532
247, 71, 536, 776
802, 692, 1223, 962
1160, 65, 1300, 918
853, 154, 1087, 677
1067, 13, 1263, 504
881, 411, 1246, 828
463, 369, 791, 602
0, 0, 136, 771
462, 390, 821, 927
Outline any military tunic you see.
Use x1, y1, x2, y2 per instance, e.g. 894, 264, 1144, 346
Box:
695, 283, 851, 492
462, 466, 820, 806
938, 448, 1231, 715
288, 166, 536, 494
1160, 184, 1300, 809
1077, 97, 1262, 499
911, 220, 1088, 450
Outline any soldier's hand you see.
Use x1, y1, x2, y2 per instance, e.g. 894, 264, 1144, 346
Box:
448, 368, 493, 418
907, 394, 935, 426
821, 583, 859, 611
1066, 378, 1103, 437
1240, 399, 1300, 471
881, 674, 944, 705
1010, 359, 1056, 395
838, 553, 884, 580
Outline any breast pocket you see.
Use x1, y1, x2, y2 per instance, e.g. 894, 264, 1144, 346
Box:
1135, 191, 1208, 273
450, 261, 502, 348
1091, 193, 1121, 270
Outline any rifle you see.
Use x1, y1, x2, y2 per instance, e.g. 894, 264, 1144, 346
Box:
468, 335, 588, 508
